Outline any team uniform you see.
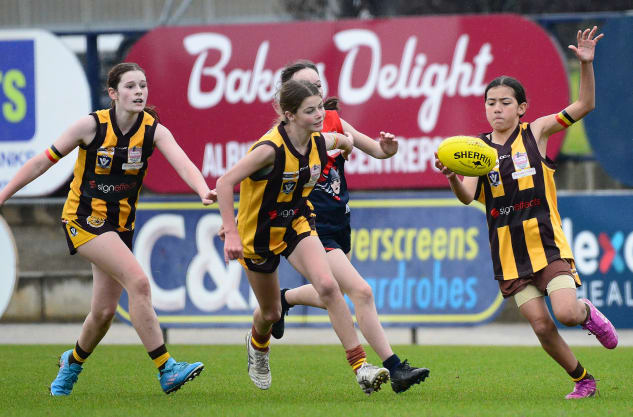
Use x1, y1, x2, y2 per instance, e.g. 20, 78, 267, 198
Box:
237, 122, 328, 273
60, 108, 156, 254
308, 109, 352, 253
474, 122, 580, 297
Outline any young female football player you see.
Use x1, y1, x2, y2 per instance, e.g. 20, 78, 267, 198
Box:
435, 26, 616, 399
216, 79, 390, 394
270, 60, 430, 393
0, 63, 213, 396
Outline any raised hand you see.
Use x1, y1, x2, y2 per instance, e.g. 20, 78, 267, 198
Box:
378, 131, 398, 156
568, 26, 604, 63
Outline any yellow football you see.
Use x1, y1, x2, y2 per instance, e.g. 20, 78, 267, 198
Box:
437, 136, 496, 177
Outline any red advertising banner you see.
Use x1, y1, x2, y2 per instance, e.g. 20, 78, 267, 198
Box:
126, 14, 568, 193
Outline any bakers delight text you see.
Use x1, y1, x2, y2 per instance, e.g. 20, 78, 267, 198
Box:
185, 30, 492, 133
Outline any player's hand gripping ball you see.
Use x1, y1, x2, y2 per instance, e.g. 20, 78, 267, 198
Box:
437, 136, 496, 176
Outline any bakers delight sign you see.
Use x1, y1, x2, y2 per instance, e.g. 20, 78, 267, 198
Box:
126, 14, 568, 192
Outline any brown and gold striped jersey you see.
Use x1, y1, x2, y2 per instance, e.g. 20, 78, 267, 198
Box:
237, 123, 327, 258
474, 123, 577, 281
61, 108, 156, 231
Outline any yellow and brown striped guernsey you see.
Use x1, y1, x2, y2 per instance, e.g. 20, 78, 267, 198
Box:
474, 123, 577, 282
237, 123, 327, 259
62, 108, 156, 231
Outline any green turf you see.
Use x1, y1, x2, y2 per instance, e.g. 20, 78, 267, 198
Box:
1, 344, 631, 416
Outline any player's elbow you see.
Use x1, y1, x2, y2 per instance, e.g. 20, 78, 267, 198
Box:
458, 196, 474, 205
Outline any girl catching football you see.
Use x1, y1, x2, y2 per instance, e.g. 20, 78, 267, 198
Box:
435, 26, 616, 399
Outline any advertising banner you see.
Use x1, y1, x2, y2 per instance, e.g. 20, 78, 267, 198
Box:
584, 16, 633, 187
560, 193, 633, 329
0, 30, 90, 195
116, 192, 503, 328
125, 14, 569, 193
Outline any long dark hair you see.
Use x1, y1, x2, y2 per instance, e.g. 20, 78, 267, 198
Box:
484, 76, 527, 118
107, 62, 159, 122
281, 59, 339, 111
277, 79, 322, 123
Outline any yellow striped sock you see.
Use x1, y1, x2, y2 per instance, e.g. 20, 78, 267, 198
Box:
572, 368, 587, 382
251, 335, 270, 350
352, 358, 366, 372
72, 349, 85, 363
153, 352, 171, 369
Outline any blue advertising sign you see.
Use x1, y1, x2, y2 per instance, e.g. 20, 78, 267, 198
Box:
585, 16, 633, 186
116, 192, 504, 328
0, 40, 35, 142
559, 193, 633, 329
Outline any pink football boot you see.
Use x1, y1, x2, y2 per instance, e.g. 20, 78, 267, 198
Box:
581, 298, 618, 349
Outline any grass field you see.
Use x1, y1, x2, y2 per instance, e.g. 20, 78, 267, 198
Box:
1, 344, 630, 417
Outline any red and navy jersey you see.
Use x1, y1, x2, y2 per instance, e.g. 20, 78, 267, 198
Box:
308, 110, 351, 233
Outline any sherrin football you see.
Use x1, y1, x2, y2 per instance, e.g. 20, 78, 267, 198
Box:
437, 136, 496, 177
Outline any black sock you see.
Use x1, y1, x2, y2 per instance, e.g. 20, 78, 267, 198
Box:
568, 361, 592, 381
148, 344, 170, 372
68, 342, 91, 366
383, 354, 401, 375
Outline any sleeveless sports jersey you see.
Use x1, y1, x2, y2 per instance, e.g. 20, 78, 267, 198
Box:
309, 110, 351, 233
474, 123, 577, 281
62, 108, 156, 231
237, 123, 328, 258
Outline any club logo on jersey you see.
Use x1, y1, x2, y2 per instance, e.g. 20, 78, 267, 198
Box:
128, 146, 142, 163
96, 147, 114, 169
250, 257, 268, 265
282, 181, 296, 194
488, 170, 500, 187
86, 216, 105, 228
306, 164, 321, 187
512, 151, 529, 170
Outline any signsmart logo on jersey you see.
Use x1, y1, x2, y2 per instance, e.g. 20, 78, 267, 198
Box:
116, 193, 503, 328
126, 14, 568, 194
0, 40, 35, 142
559, 194, 633, 329
0, 30, 90, 196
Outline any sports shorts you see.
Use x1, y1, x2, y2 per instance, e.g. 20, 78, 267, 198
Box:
239, 214, 317, 274
62, 216, 133, 255
497, 259, 580, 305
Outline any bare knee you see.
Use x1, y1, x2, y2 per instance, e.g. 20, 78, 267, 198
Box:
530, 317, 557, 338
91, 307, 116, 326
554, 307, 580, 327
348, 281, 374, 306
314, 276, 340, 303
260, 306, 281, 324
126, 274, 152, 299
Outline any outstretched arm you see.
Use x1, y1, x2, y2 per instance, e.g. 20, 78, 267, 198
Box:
323, 131, 354, 159
154, 124, 216, 205
341, 119, 398, 159
531, 26, 604, 151
0, 115, 94, 205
